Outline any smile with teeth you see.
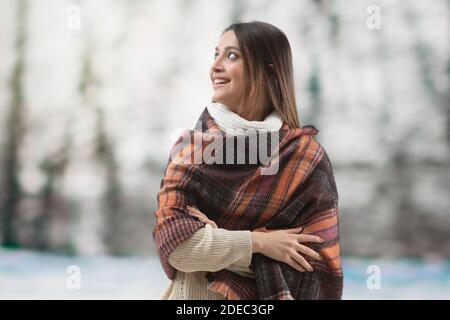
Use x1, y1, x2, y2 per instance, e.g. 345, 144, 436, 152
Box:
213, 78, 231, 85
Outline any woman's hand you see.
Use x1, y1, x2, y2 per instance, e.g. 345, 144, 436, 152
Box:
186, 205, 218, 229
251, 226, 323, 272
186, 206, 322, 272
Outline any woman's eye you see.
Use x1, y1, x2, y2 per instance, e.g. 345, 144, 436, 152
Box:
228, 52, 238, 60
213, 52, 238, 60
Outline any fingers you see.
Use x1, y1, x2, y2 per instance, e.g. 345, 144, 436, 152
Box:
194, 216, 217, 229
296, 243, 323, 261
291, 251, 314, 272
287, 256, 306, 273
192, 214, 216, 227
286, 226, 303, 234
209, 220, 218, 228
187, 205, 203, 216
190, 212, 205, 222
187, 206, 218, 229
187, 206, 207, 219
297, 234, 323, 243
188, 210, 207, 223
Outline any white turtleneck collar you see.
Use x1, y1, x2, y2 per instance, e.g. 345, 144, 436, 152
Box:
206, 102, 283, 135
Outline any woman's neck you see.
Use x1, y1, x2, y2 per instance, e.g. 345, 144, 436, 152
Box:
224, 94, 271, 121
233, 104, 271, 121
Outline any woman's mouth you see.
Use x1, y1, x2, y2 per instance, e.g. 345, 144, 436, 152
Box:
213, 78, 231, 88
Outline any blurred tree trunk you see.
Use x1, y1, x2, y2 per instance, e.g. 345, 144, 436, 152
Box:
94, 107, 123, 255
79, 44, 124, 255
1, 0, 27, 247
34, 137, 71, 251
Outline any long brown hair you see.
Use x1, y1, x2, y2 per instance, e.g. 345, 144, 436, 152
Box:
222, 21, 300, 128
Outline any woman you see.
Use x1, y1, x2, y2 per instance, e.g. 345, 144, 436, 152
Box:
153, 21, 343, 300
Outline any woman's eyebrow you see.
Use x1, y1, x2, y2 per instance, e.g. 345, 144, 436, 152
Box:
215, 46, 240, 52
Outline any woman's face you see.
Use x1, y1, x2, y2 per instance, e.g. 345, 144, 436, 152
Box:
210, 30, 245, 110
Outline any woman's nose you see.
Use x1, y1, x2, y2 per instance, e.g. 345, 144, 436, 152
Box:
211, 58, 224, 72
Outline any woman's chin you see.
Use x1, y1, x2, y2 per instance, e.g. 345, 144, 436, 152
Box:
212, 94, 226, 103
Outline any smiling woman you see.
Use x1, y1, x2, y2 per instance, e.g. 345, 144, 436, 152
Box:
210, 22, 300, 128
210, 37, 245, 113
153, 21, 343, 300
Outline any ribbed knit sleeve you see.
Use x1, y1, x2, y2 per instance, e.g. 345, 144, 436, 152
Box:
168, 224, 253, 273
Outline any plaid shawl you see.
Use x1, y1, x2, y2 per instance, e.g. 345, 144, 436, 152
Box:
153, 107, 343, 300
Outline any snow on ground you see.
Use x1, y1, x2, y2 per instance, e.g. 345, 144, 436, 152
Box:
0, 249, 449, 299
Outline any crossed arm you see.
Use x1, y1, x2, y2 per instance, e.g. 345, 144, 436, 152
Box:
168, 223, 255, 278
168, 205, 324, 275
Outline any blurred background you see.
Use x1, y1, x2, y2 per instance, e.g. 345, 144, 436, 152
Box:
0, 0, 449, 299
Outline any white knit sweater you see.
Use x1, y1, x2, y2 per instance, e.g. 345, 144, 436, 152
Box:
161, 103, 283, 300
